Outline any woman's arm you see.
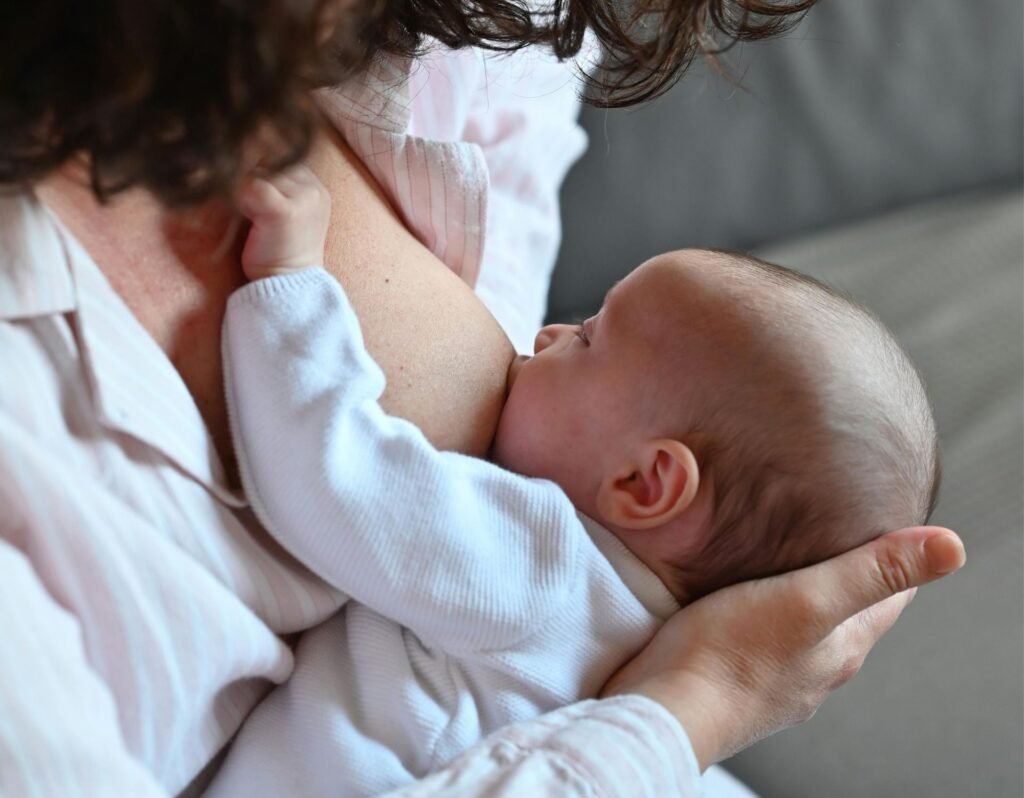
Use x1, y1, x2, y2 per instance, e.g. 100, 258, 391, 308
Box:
384, 528, 962, 797
305, 124, 515, 458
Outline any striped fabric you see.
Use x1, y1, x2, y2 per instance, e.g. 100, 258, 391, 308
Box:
0, 46, 699, 798
317, 47, 590, 353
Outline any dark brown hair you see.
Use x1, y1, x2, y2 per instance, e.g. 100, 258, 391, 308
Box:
1, 0, 815, 206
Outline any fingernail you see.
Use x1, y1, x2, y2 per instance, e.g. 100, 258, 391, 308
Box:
924, 533, 966, 575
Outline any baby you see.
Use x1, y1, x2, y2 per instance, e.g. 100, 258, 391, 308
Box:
208, 167, 940, 797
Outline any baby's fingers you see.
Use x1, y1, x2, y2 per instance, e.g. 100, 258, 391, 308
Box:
237, 175, 289, 220
272, 164, 322, 195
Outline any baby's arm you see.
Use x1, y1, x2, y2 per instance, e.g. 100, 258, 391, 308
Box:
224, 169, 582, 654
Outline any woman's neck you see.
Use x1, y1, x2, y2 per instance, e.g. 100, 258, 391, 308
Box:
36, 164, 246, 486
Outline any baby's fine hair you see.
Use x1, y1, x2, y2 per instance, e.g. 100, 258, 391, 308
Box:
671, 252, 941, 603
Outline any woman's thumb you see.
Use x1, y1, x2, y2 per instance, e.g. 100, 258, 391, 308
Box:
801, 526, 965, 639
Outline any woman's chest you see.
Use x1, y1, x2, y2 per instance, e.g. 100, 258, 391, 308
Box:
38, 176, 247, 481
0, 304, 344, 793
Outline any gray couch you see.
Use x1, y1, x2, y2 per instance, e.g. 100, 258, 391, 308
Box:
549, 2, 1023, 795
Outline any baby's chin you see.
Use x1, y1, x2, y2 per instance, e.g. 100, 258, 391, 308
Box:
488, 419, 526, 475
490, 420, 554, 485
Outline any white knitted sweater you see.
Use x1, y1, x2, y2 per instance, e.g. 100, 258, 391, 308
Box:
211, 268, 679, 797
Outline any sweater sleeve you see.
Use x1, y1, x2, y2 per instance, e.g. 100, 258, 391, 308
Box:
222, 268, 581, 654
385, 697, 703, 798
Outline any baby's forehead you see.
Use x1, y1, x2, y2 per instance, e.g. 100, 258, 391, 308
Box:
628, 252, 767, 337
625, 251, 724, 311
635, 252, 841, 390
635, 249, 765, 306
643, 250, 834, 334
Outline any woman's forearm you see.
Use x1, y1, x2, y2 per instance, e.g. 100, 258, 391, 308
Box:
306, 124, 515, 458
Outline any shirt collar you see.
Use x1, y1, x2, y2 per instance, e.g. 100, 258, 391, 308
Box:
578, 513, 681, 620
315, 54, 413, 135
0, 190, 244, 506
314, 53, 488, 289
0, 193, 77, 320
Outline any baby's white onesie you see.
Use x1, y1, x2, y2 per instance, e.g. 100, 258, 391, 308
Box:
209, 268, 679, 797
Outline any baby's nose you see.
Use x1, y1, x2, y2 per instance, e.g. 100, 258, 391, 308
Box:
533, 324, 570, 354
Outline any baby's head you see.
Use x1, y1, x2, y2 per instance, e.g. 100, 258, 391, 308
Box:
492, 249, 940, 603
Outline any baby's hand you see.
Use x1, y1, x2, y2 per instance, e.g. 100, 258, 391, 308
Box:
237, 164, 331, 280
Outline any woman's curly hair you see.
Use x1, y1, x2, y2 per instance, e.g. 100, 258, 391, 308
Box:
1, 0, 815, 206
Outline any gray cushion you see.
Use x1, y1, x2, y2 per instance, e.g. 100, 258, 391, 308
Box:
721, 189, 1023, 798
553, 190, 1023, 796
545, 3, 1022, 792
552, 187, 1023, 796
549, 0, 1023, 322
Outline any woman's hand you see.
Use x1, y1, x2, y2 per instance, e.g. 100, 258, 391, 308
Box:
602, 526, 965, 770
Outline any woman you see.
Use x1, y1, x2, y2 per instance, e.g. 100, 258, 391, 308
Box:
0, 1, 964, 795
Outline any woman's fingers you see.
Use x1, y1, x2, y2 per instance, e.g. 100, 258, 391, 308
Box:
819, 591, 907, 690
848, 591, 907, 642
600, 525, 964, 769
799, 526, 964, 642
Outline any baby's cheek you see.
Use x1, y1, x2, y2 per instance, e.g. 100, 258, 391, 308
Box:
491, 407, 546, 476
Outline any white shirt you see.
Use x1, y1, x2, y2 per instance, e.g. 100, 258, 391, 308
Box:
210, 267, 681, 796
0, 46, 704, 797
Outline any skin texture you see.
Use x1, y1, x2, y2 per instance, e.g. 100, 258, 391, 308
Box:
36, 164, 249, 482
493, 249, 760, 502
235, 190, 970, 781
492, 255, 703, 582
37, 122, 514, 490
306, 125, 514, 457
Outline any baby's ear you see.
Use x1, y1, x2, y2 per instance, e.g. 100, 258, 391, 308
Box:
595, 439, 699, 530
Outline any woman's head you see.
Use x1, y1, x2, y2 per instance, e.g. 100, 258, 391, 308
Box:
2, 0, 355, 206
2, 0, 815, 206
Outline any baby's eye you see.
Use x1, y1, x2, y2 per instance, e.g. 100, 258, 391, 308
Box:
575, 325, 590, 346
